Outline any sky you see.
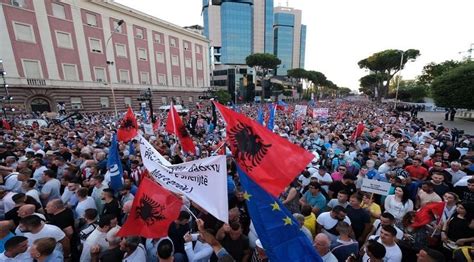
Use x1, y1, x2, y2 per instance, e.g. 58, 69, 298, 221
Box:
115, 0, 474, 91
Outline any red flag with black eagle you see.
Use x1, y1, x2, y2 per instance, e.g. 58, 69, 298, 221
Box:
165, 103, 196, 154
214, 102, 313, 197
117, 177, 182, 238
411, 201, 445, 229
117, 107, 138, 142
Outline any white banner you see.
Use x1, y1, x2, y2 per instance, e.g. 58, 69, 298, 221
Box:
312, 108, 329, 118
138, 135, 229, 222
294, 105, 307, 117
361, 178, 391, 196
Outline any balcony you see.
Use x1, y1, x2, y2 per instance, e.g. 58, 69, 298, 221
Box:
27, 78, 46, 86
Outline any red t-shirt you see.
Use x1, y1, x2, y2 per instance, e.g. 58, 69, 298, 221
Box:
405, 165, 429, 180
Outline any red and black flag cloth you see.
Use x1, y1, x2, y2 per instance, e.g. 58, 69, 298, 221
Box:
1, 119, 11, 130
165, 103, 196, 155
117, 107, 138, 142
351, 122, 365, 141
411, 201, 445, 229
214, 101, 314, 197
117, 177, 183, 238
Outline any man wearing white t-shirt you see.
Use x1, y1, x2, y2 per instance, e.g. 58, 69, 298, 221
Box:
316, 206, 351, 242
368, 212, 404, 241
120, 236, 147, 262
80, 215, 114, 262
18, 215, 70, 258
312, 167, 333, 193
75, 188, 97, 219
363, 225, 402, 262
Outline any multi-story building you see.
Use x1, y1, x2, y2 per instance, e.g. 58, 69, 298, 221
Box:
273, 6, 306, 76
0, 0, 210, 114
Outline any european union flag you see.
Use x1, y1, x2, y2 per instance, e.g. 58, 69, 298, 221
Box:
237, 167, 322, 262
257, 106, 264, 125
107, 134, 124, 192
267, 104, 276, 131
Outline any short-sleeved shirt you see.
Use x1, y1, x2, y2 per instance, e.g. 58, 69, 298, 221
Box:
346, 206, 370, 239
317, 212, 351, 241
220, 234, 250, 262
41, 179, 61, 203
328, 181, 356, 198
302, 191, 327, 214
48, 208, 75, 232
23, 224, 65, 246
405, 165, 429, 180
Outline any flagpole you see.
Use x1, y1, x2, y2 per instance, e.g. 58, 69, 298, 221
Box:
183, 205, 198, 221
170, 102, 177, 135
212, 139, 227, 155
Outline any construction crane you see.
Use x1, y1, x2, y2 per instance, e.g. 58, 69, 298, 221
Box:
459, 43, 474, 61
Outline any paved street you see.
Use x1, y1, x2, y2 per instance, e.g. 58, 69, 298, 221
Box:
418, 111, 474, 135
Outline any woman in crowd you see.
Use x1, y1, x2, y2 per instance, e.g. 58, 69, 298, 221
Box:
384, 186, 414, 226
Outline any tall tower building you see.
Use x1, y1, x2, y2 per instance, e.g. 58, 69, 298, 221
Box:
273, 6, 306, 75
253, 0, 274, 54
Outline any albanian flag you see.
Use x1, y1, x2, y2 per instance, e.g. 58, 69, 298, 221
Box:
152, 117, 160, 132
117, 107, 138, 142
411, 201, 445, 229
295, 118, 302, 133
2, 119, 11, 130
117, 177, 182, 238
214, 102, 313, 197
351, 122, 365, 141
165, 103, 196, 154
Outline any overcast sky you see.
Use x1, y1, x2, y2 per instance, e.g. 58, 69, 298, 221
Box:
116, 0, 474, 91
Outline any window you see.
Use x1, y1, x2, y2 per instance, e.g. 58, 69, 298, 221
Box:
119, 69, 129, 83
154, 33, 162, 44
13, 22, 34, 43
63, 64, 77, 81
22, 60, 42, 78
136, 28, 144, 39
11, 0, 25, 8
140, 72, 149, 85
115, 44, 127, 58
137, 48, 147, 61
100, 97, 109, 108
155, 52, 164, 63
196, 45, 201, 54
52, 3, 66, 19
185, 76, 192, 87
89, 38, 102, 53
170, 38, 176, 47
185, 58, 192, 68
94, 67, 106, 82
56, 31, 72, 49
184, 42, 189, 50
158, 74, 166, 85
171, 55, 179, 66
124, 97, 132, 107
113, 20, 123, 33
161, 97, 167, 105
196, 60, 203, 70
197, 78, 204, 87
173, 75, 180, 86
85, 13, 97, 27
70, 97, 82, 109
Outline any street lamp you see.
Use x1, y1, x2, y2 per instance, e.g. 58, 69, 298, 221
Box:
105, 19, 124, 118
394, 51, 404, 110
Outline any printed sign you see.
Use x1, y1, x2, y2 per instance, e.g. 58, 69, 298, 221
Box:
294, 105, 308, 117
361, 178, 391, 196
143, 123, 154, 135
312, 108, 329, 118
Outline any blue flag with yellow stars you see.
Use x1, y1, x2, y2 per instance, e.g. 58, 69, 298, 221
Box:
237, 167, 322, 262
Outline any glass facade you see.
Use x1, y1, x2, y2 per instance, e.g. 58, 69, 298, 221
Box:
299, 24, 306, 68
202, 0, 209, 39
221, 1, 253, 64
264, 0, 273, 54
274, 13, 294, 75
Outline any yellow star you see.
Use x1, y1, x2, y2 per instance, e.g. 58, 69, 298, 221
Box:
243, 191, 252, 201
271, 201, 280, 211
283, 216, 293, 226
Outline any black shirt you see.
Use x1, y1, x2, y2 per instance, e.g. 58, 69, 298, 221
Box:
5, 206, 21, 226
99, 246, 124, 262
220, 234, 250, 262
48, 208, 75, 231
101, 199, 121, 220
168, 221, 190, 254
456, 187, 474, 202
346, 206, 370, 240
328, 181, 357, 198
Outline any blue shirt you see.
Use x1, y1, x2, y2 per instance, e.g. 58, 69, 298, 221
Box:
303, 191, 327, 214
0, 232, 14, 253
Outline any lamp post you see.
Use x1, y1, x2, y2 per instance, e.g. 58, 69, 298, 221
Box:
105, 19, 124, 119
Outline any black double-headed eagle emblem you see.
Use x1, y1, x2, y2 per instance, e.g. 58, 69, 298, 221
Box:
228, 123, 271, 171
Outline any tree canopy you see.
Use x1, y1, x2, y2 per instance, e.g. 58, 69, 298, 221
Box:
430, 62, 474, 109
214, 89, 232, 105
245, 53, 281, 70
417, 60, 465, 86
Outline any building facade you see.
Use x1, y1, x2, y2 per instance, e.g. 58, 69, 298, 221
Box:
0, 0, 210, 114
273, 6, 306, 76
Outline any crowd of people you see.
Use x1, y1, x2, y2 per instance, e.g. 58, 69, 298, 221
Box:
0, 99, 473, 262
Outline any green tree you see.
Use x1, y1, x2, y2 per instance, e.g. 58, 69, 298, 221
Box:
338, 87, 352, 97
431, 62, 474, 109
358, 49, 420, 101
214, 89, 232, 105
246, 53, 281, 99
359, 73, 387, 98
418, 60, 465, 86
388, 80, 428, 103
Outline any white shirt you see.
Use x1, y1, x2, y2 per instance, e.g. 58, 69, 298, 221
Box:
384, 195, 414, 221
454, 175, 473, 187
3, 174, 21, 192
312, 172, 333, 193
184, 237, 213, 262
75, 197, 97, 218
317, 212, 351, 241
32, 166, 48, 182
446, 169, 466, 185
363, 236, 402, 262
25, 189, 41, 206
0, 251, 33, 262
321, 251, 338, 262
371, 219, 404, 240
123, 244, 147, 262
80, 228, 108, 262
2, 192, 16, 213
41, 179, 61, 203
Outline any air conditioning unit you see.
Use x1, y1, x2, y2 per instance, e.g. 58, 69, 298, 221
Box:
87, 23, 96, 27
96, 78, 103, 82
92, 49, 102, 53
11, 0, 23, 7
154, 40, 161, 44
136, 35, 143, 39
101, 104, 108, 108
71, 104, 82, 110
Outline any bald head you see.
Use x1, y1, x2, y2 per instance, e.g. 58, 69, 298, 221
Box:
18, 204, 36, 218
314, 233, 331, 246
